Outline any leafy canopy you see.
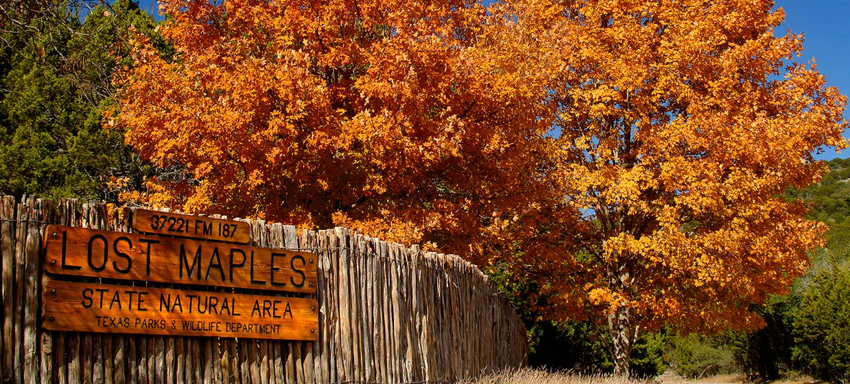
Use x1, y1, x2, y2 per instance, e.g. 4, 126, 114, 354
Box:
118, 0, 575, 264
118, 0, 848, 373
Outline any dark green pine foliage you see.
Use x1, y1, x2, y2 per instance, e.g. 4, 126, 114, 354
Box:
0, 0, 168, 201
792, 261, 850, 384
734, 295, 801, 380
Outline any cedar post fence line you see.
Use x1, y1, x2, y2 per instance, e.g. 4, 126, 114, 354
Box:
0, 196, 527, 384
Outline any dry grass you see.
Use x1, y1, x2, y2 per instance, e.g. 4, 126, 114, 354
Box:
464, 368, 816, 384
656, 372, 744, 384
464, 368, 655, 384
655, 370, 817, 384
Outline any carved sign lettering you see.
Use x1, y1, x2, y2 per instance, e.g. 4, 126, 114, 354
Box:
132, 209, 251, 243
43, 225, 317, 293
42, 280, 318, 340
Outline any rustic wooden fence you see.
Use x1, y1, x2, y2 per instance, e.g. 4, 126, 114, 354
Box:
0, 196, 527, 383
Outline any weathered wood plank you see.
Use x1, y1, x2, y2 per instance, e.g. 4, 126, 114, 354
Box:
336, 228, 354, 382
300, 229, 319, 384
284, 342, 295, 384
228, 337, 239, 384
183, 338, 194, 384
329, 232, 344, 382
358, 236, 372, 383
269, 224, 284, 384
282, 225, 302, 384
40, 327, 53, 384
316, 232, 331, 384
248, 220, 262, 384
248, 339, 260, 384
372, 240, 384, 383
183, 338, 193, 384
154, 336, 164, 384
68, 334, 81, 384
13, 196, 31, 384
136, 337, 146, 384
238, 339, 250, 384
126, 336, 137, 384
348, 234, 361, 383
403, 247, 417, 381
213, 338, 224, 384
146, 336, 156, 384
258, 226, 270, 384
365, 239, 379, 383
93, 334, 104, 384
55, 331, 67, 384
22, 200, 42, 384
175, 338, 184, 384
81, 203, 94, 384
219, 338, 229, 384
202, 338, 212, 384
321, 232, 334, 383
104, 334, 114, 384
302, 341, 314, 384
1, 196, 16, 382
165, 336, 175, 384
117, 337, 129, 384
294, 341, 304, 384
193, 338, 203, 384
219, 339, 234, 383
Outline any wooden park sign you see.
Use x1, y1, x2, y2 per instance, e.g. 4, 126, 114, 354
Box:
43, 225, 316, 293
132, 209, 251, 244
42, 280, 318, 340
41, 218, 319, 341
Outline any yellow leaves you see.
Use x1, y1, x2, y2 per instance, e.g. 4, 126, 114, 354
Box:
115, 0, 849, 337
588, 288, 618, 308
106, 176, 129, 192
331, 211, 433, 251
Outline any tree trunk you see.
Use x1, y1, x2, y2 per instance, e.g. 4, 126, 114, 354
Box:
608, 304, 635, 377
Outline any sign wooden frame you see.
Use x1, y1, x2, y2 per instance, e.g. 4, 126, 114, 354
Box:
42, 280, 318, 340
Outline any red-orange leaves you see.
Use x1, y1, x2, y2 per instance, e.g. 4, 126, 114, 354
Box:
118, 0, 565, 267
503, 0, 848, 373
119, 0, 847, 373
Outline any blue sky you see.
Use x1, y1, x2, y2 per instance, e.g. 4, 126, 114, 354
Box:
776, 0, 850, 160
134, 0, 850, 160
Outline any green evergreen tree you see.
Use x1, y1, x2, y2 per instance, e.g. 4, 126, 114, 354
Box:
792, 261, 850, 384
0, 0, 166, 201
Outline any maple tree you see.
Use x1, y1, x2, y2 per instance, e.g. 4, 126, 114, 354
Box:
494, 0, 847, 374
118, 0, 848, 375
117, 0, 576, 264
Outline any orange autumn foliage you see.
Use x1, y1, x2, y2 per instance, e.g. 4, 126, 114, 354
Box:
118, 0, 848, 373
494, 0, 848, 372
117, 0, 577, 264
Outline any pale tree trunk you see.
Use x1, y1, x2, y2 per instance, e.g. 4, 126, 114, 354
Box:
606, 256, 639, 377
603, 241, 639, 376
608, 305, 636, 376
